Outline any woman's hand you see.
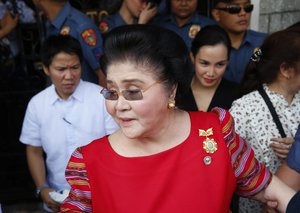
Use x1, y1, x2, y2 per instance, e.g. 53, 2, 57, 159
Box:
138, 2, 158, 24
40, 188, 60, 212
270, 137, 294, 159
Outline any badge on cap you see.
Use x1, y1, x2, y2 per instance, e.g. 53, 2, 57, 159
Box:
189, 24, 201, 39
99, 21, 109, 34
60, 26, 70, 35
199, 128, 218, 154
82, 29, 97, 46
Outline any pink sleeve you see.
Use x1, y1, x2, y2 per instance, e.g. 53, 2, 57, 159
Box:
212, 107, 272, 197
60, 148, 92, 212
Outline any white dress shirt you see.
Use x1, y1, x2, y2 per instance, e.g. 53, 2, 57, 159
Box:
20, 80, 119, 191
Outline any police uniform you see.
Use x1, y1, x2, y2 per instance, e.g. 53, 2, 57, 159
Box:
224, 30, 267, 84
153, 13, 216, 49
99, 12, 138, 34
46, 2, 103, 84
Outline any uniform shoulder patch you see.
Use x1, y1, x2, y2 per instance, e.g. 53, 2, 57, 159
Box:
81, 29, 97, 46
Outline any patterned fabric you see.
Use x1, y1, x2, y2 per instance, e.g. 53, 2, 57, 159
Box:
60, 108, 271, 212
60, 148, 92, 212
212, 108, 271, 196
230, 84, 300, 212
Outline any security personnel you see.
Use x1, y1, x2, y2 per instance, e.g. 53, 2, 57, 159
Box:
212, 0, 267, 83
99, 12, 138, 34
33, 0, 106, 86
153, 0, 216, 50
99, 0, 158, 35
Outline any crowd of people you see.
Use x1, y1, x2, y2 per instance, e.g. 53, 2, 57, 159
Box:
1, 0, 299, 212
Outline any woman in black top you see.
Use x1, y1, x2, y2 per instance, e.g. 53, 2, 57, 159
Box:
176, 25, 239, 112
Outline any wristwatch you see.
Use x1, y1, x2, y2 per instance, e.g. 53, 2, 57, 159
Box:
35, 183, 49, 198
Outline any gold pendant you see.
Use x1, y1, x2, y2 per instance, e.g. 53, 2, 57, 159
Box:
203, 138, 218, 154
199, 128, 218, 154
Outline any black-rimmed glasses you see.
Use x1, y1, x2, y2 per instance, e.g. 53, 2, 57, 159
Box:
216, 4, 254, 14
100, 80, 161, 101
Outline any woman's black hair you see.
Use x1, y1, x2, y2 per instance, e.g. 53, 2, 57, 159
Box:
190, 25, 231, 59
240, 26, 300, 96
41, 35, 82, 68
101, 24, 192, 91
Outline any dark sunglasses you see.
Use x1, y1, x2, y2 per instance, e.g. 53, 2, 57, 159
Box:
216, 4, 254, 14
100, 81, 161, 101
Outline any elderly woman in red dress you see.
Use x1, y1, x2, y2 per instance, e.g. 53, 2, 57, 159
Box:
60, 25, 290, 213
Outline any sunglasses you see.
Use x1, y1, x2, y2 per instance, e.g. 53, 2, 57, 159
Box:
216, 4, 254, 14
100, 80, 161, 101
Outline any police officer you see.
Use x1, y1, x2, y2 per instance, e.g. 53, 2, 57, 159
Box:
33, 0, 106, 86
211, 0, 267, 84
99, 0, 158, 35
153, 0, 216, 50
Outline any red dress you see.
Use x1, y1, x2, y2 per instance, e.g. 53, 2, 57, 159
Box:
61, 109, 271, 212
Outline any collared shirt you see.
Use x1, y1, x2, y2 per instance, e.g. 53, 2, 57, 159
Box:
20, 80, 119, 191
153, 13, 216, 49
287, 124, 300, 173
224, 30, 267, 83
99, 12, 139, 34
46, 2, 104, 84
230, 84, 300, 212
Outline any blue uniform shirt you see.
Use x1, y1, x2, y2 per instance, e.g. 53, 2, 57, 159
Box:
99, 12, 138, 34
287, 124, 300, 173
224, 30, 267, 83
153, 13, 216, 49
46, 2, 103, 84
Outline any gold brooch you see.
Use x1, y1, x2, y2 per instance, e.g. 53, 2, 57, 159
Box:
199, 128, 218, 154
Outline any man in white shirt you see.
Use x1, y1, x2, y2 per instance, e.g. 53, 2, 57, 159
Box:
19, 35, 119, 212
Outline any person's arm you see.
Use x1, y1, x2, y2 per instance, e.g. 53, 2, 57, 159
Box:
60, 148, 92, 212
264, 175, 296, 213
276, 162, 300, 191
212, 107, 272, 197
0, 11, 18, 39
26, 145, 60, 212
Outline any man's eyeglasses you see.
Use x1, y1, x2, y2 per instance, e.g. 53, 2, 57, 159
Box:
100, 80, 161, 101
216, 4, 254, 14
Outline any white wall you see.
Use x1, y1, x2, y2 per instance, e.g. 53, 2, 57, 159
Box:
250, 0, 260, 30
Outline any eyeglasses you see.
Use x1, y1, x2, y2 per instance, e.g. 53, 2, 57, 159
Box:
100, 80, 161, 101
216, 4, 254, 14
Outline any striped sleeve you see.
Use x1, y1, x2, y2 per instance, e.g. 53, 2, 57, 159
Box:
60, 148, 92, 212
212, 107, 272, 197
